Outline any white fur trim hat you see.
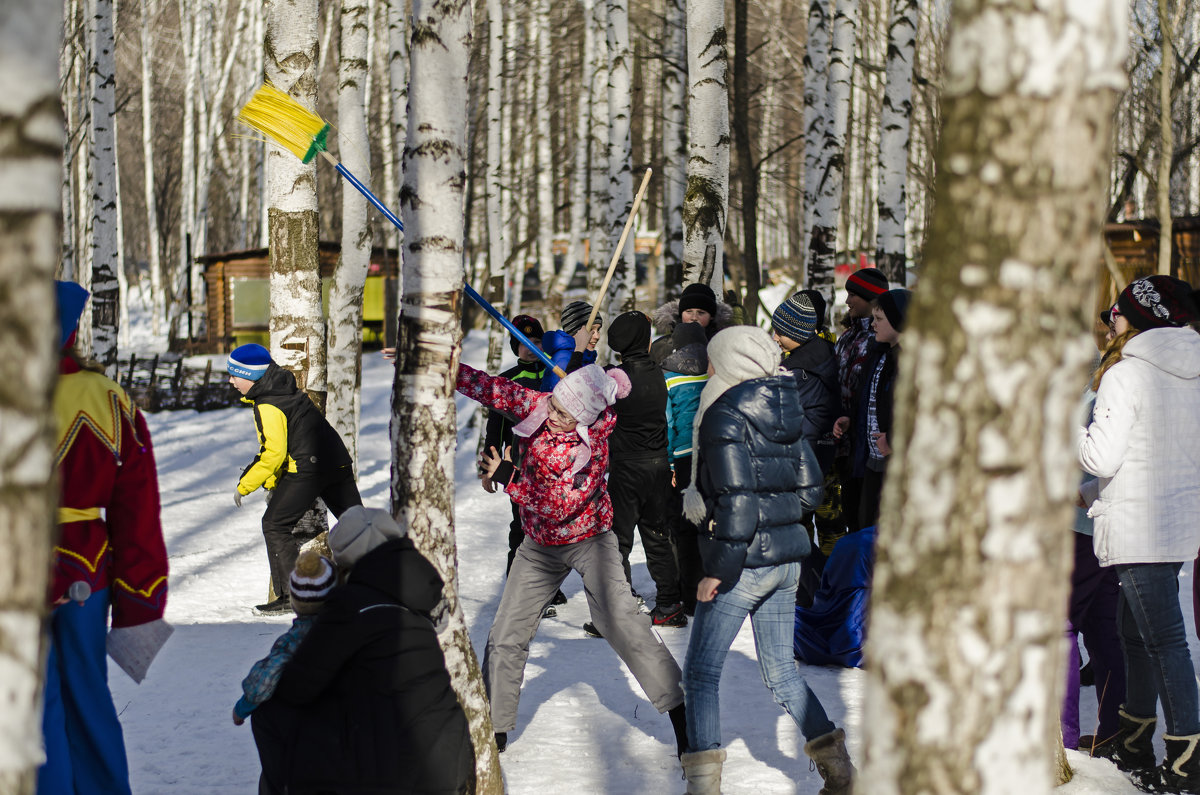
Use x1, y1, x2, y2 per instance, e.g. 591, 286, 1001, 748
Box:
327, 506, 406, 569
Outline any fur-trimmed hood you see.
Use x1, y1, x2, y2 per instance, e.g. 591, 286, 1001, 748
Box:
651, 298, 735, 337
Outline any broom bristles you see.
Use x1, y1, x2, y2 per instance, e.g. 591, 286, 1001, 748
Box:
237, 83, 330, 164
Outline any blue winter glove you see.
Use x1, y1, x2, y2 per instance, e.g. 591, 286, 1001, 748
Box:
540, 330, 577, 391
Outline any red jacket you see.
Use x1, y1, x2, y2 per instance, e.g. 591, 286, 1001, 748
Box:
457, 364, 614, 546
53, 358, 168, 627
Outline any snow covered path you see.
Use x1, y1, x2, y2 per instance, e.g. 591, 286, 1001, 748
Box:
111, 335, 1150, 793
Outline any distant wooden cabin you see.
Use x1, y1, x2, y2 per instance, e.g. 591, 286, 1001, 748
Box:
1103, 216, 1200, 297
195, 243, 399, 354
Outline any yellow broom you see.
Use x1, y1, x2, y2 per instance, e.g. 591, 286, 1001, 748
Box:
236, 83, 566, 377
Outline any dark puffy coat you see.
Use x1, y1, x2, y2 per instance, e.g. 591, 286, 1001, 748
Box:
779, 336, 839, 474
696, 376, 823, 586
263, 538, 473, 794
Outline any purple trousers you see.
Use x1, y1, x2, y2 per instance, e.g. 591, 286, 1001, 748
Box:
1062, 532, 1125, 748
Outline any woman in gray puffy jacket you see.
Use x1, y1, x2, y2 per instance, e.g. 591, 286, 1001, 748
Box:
677, 326, 854, 795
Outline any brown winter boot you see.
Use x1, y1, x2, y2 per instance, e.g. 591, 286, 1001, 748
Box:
680, 748, 726, 795
804, 728, 855, 795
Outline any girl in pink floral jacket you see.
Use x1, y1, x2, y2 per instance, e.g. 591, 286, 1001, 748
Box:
456, 361, 688, 757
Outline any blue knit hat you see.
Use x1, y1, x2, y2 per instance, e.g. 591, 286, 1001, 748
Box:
771, 293, 818, 344
227, 343, 272, 380
55, 280, 90, 349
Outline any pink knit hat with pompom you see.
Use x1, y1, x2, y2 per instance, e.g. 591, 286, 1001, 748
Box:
553, 364, 631, 425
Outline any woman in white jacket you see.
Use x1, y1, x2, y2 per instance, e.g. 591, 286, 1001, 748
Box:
1077, 275, 1200, 793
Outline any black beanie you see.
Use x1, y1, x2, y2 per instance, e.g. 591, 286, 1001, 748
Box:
678, 283, 718, 317
607, 311, 651, 355
508, 314, 544, 355
876, 289, 912, 332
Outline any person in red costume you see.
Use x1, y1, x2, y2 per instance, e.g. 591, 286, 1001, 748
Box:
39, 281, 170, 795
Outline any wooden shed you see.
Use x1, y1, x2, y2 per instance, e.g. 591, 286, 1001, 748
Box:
196, 243, 399, 354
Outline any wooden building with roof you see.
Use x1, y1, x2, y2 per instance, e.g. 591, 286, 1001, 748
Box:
193, 243, 399, 353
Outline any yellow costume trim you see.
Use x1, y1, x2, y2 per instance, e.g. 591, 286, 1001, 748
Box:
54, 539, 109, 574
54, 371, 141, 466
58, 507, 102, 523
113, 575, 168, 599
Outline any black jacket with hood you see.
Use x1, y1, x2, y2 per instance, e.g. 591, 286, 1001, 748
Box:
267, 538, 473, 793
607, 312, 668, 461
778, 336, 839, 473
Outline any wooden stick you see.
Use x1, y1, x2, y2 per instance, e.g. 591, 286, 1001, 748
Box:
584, 168, 653, 332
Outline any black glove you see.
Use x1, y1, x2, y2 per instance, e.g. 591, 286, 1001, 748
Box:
493, 460, 517, 487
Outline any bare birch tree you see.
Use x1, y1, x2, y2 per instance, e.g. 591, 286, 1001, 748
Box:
806, 0, 857, 302
1157, 0, 1174, 274
662, 0, 688, 301
140, 0, 165, 337
859, 1, 1128, 791
875, 0, 918, 286
482, 0, 509, 380
606, 0, 636, 316
87, 0, 120, 371
327, 0, 372, 462
554, 0, 596, 306
393, 0, 503, 788
265, 0, 326, 406
586, 0, 611, 301
684, 0, 729, 294
802, 0, 831, 276
534, 0, 557, 297
0, 3, 62, 788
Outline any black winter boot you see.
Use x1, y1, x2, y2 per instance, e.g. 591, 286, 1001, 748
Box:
1094, 708, 1157, 773
1132, 733, 1200, 793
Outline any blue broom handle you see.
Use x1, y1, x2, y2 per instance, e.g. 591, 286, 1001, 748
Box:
333, 161, 405, 233
462, 284, 566, 378
329, 157, 564, 379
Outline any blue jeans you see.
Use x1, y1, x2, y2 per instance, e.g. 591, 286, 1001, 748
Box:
1115, 562, 1200, 735
683, 562, 835, 750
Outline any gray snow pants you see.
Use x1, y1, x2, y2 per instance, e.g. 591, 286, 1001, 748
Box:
482, 531, 685, 732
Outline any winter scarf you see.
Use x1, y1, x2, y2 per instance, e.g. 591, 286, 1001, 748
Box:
682, 326, 785, 523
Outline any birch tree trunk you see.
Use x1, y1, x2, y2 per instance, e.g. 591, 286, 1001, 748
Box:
1157, 0, 1174, 275
140, 0, 164, 337
553, 0, 595, 307
587, 0, 611, 301
265, 0, 326, 406
662, 0, 687, 301
0, 5, 63, 789
802, 0, 831, 276
534, 0, 556, 298
606, 0, 635, 317
87, 0, 120, 371
483, 0, 508, 378
807, 0, 856, 304
394, 0, 503, 789
327, 0, 372, 463
178, 0, 197, 340
876, 0, 918, 287
731, 0, 760, 321
683, 0, 728, 295
383, 0, 408, 327
859, 2, 1128, 791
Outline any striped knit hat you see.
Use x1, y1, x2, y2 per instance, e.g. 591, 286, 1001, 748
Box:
845, 267, 888, 301
289, 550, 336, 615
771, 293, 818, 344
227, 343, 272, 381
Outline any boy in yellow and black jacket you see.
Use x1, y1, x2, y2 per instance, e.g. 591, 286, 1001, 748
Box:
227, 344, 362, 613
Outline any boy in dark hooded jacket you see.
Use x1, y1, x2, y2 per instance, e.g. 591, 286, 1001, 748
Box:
227, 344, 362, 613
607, 311, 685, 627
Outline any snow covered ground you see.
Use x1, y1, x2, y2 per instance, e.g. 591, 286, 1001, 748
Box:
109, 296, 1159, 793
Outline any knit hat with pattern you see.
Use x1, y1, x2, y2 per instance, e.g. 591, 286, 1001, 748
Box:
1116, 276, 1199, 331
561, 301, 603, 336
289, 550, 336, 615
845, 268, 888, 301
772, 293, 818, 344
